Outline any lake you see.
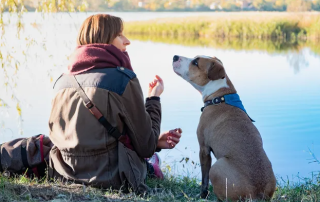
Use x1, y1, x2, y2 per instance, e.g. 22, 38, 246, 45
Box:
0, 12, 319, 183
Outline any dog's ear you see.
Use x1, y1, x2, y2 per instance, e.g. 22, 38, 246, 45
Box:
207, 59, 226, 81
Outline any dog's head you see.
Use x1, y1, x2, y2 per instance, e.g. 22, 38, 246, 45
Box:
172, 55, 230, 99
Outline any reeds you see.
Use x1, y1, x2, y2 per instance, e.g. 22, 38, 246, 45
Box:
124, 12, 320, 41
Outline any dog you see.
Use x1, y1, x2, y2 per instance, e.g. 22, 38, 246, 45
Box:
172, 55, 276, 201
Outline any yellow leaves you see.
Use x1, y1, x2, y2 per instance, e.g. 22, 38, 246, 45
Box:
0, 99, 7, 107
14, 62, 19, 74
2, 0, 88, 14
165, 164, 171, 172
16, 103, 21, 116
78, 0, 88, 12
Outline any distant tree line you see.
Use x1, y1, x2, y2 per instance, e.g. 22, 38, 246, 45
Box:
20, 0, 320, 12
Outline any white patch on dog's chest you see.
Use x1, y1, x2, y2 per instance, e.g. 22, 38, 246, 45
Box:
188, 78, 229, 99
189, 82, 204, 92
201, 79, 229, 100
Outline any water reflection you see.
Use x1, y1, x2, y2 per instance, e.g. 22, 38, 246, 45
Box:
128, 34, 320, 73
287, 51, 309, 74
128, 34, 320, 54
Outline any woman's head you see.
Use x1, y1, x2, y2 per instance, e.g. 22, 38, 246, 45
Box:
77, 14, 130, 51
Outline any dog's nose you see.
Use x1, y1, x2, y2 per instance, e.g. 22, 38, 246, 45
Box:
173, 55, 179, 62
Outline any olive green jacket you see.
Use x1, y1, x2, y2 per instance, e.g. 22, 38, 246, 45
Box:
48, 67, 161, 191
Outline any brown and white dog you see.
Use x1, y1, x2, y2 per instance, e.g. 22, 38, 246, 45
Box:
172, 55, 276, 201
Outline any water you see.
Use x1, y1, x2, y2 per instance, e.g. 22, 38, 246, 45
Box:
0, 12, 320, 182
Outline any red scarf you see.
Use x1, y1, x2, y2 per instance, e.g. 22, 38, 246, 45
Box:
67, 44, 133, 75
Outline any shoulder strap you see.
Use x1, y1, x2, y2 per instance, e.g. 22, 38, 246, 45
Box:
69, 75, 124, 141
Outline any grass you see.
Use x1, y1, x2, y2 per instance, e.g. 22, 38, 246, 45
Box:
124, 12, 320, 41
1, 171, 320, 202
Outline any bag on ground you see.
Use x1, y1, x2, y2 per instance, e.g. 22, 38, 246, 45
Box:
0, 134, 53, 178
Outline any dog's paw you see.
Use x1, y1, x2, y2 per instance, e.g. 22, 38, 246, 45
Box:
200, 190, 209, 199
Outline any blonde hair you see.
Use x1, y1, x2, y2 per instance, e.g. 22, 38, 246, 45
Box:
77, 14, 123, 45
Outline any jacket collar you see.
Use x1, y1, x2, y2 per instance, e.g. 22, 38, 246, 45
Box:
201, 93, 255, 122
67, 44, 132, 75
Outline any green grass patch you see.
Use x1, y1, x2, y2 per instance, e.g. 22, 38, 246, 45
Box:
1, 171, 319, 201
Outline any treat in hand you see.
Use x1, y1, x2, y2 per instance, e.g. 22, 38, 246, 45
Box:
157, 128, 182, 149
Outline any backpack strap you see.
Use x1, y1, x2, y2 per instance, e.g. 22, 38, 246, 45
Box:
21, 139, 30, 169
69, 75, 125, 141
20, 139, 36, 177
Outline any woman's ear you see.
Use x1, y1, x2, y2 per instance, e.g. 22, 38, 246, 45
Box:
207, 60, 226, 80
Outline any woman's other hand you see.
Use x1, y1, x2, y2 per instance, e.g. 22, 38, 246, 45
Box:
157, 128, 182, 149
148, 75, 164, 97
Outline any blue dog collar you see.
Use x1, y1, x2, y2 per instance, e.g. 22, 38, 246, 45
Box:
201, 93, 255, 122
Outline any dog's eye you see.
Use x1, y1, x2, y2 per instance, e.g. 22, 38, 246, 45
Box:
192, 59, 199, 67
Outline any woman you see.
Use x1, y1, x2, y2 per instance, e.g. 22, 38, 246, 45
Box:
48, 14, 182, 193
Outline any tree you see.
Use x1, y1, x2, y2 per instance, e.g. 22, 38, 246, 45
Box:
143, 0, 167, 11
0, 0, 88, 134
312, 0, 320, 11
286, 0, 312, 12
274, 0, 287, 11
252, 0, 274, 11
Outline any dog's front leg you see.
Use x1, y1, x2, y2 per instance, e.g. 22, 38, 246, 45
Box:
200, 146, 212, 199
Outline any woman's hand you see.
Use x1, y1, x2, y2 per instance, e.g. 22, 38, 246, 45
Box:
157, 128, 182, 149
148, 75, 164, 97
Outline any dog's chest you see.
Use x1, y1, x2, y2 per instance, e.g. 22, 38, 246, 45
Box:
197, 107, 232, 155
198, 106, 225, 131
197, 110, 221, 141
